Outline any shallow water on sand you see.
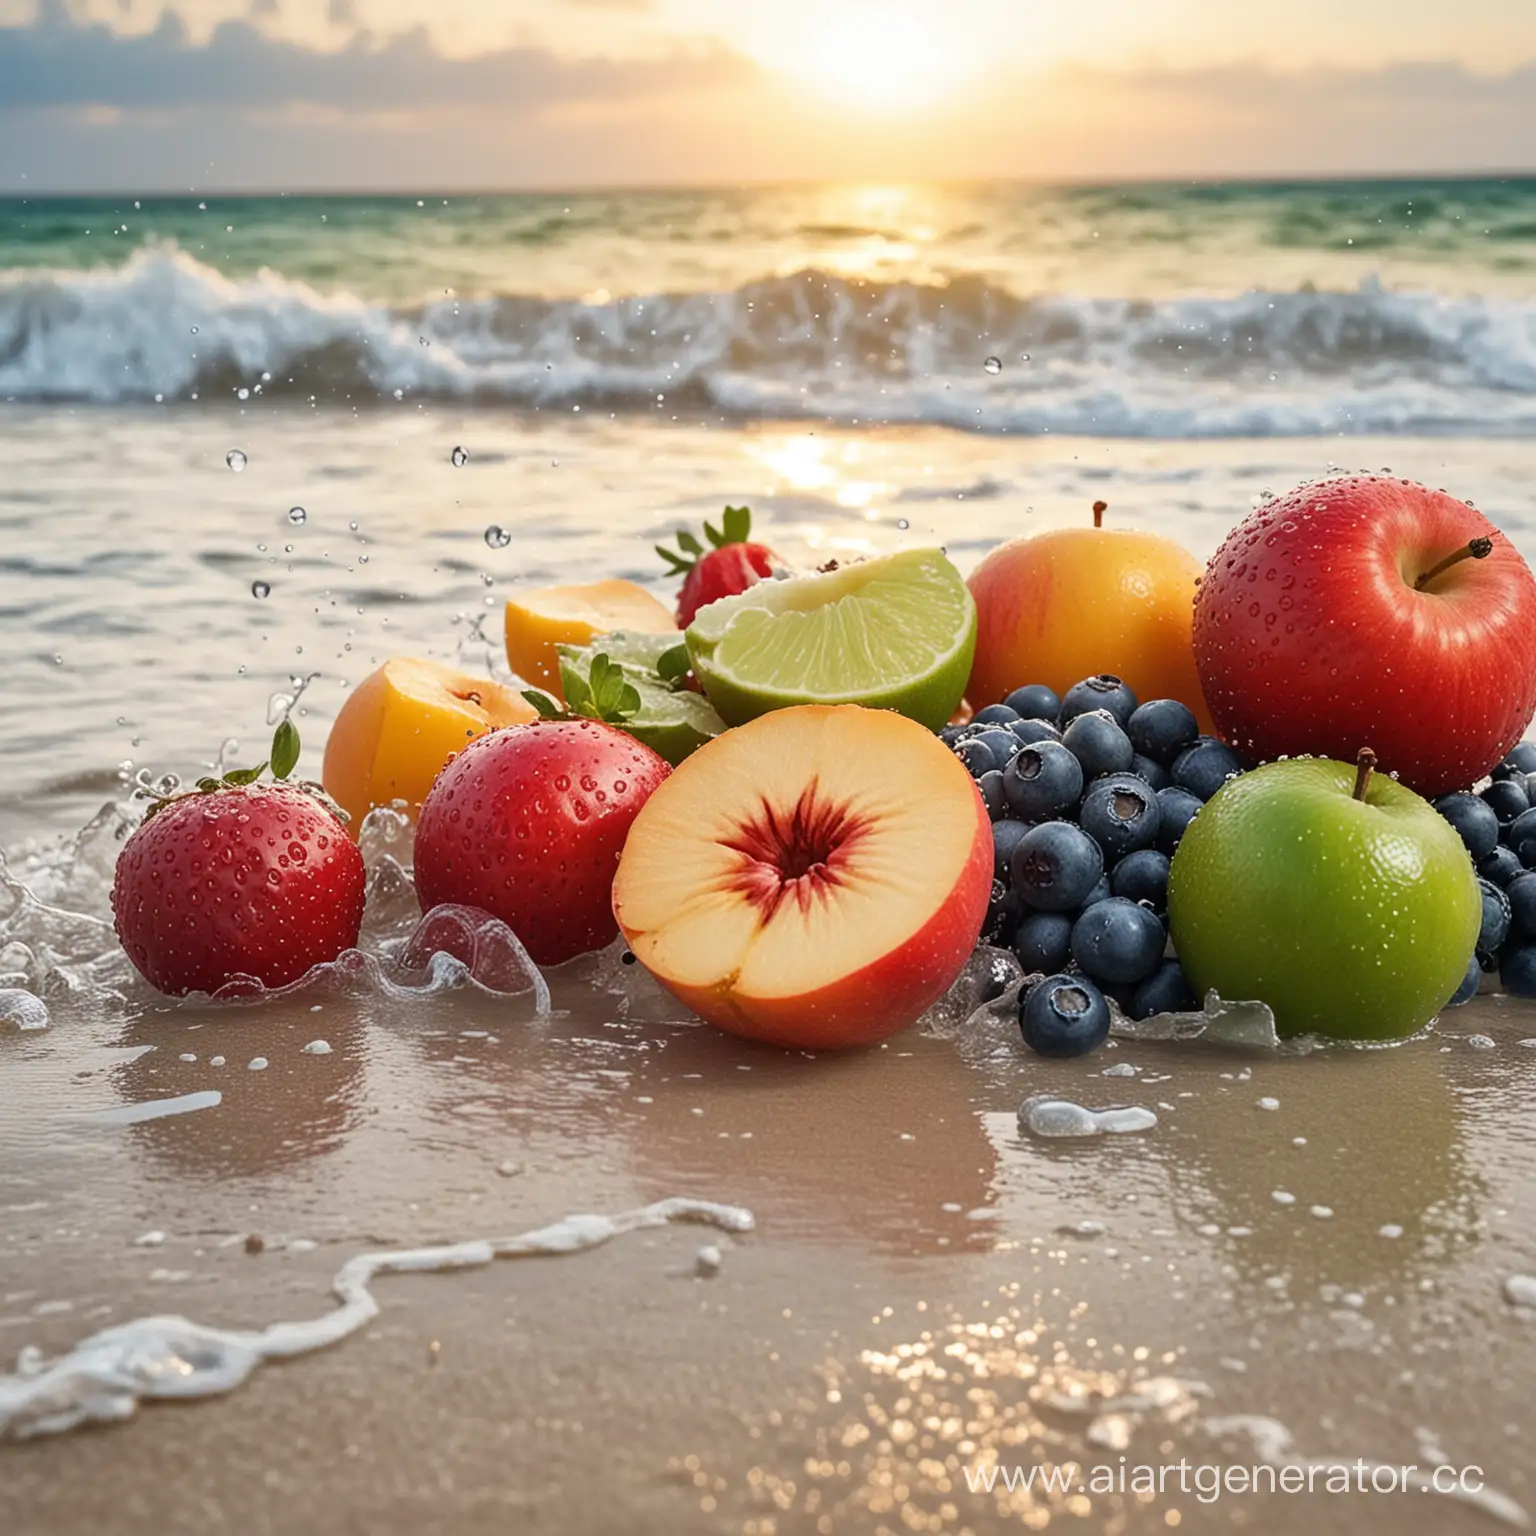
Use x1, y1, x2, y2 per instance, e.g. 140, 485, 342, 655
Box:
5, 408, 1536, 1531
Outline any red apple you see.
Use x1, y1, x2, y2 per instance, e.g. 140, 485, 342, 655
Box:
414, 719, 670, 966
1194, 476, 1536, 796
612, 705, 992, 1049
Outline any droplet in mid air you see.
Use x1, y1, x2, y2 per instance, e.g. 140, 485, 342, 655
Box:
484, 525, 512, 549
251, 580, 271, 599
287, 506, 307, 525
451, 446, 469, 468
226, 449, 247, 472
983, 356, 1002, 375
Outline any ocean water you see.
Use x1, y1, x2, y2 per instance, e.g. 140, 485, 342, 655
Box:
3, 178, 1536, 840
3, 179, 1535, 434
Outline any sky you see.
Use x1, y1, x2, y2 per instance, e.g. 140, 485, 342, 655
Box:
1, 0, 1534, 190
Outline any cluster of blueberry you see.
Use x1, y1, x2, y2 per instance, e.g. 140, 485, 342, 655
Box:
941, 674, 1244, 1059
1436, 743, 1536, 1005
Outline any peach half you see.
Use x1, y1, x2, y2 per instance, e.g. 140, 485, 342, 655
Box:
613, 705, 992, 1050
321, 657, 536, 832
505, 579, 677, 700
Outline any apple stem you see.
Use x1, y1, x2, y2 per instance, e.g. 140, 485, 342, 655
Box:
1092, 500, 1107, 529
1352, 747, 1377, 802
1414, 536, 1493, 590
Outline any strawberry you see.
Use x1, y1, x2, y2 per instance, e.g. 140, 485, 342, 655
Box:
657, 505, 781, 628
112, 720, 366, 996
413, 716, 670, 967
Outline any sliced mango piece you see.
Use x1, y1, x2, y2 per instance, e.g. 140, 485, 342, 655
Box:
505, 579, 676, 700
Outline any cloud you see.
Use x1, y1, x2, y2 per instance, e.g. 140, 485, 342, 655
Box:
0, 6, 751, 115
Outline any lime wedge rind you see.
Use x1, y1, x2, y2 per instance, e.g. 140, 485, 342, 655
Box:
684, 549, 975, 730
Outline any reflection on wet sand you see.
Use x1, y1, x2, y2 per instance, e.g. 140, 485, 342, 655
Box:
109, 1001, 370, 1180
398, 955, 1001, 1257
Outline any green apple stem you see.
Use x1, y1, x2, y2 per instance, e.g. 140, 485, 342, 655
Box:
1092, 500, 1107, 529
1414, 536, 1493, 591
1352, 747, 1377, 802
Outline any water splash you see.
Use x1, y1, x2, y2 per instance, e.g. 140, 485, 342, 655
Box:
0, 1198, 754, 1444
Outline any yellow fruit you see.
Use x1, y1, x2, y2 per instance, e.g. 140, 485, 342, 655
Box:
321, 657, 535, 833
967, 505, 1210, 727
504, 580, 676, 700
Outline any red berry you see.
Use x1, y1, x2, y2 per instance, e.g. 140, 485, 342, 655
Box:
112, 784, 365, 996
412, 719, 670, 966
676, 542, 778, 628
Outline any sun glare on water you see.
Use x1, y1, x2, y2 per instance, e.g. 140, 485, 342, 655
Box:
804, 6, 972, 109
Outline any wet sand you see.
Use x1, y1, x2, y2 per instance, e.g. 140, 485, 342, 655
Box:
6, 951, 1536, 1533
5, 407, 1536, 1529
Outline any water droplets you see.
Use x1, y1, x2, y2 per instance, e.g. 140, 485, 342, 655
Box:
251, 580, 271, 600
287, 506, 307, 526
451, 446, 469, 468
983, 356, 1002, 376
484, 525, 511, 549
226, 449, 247, 473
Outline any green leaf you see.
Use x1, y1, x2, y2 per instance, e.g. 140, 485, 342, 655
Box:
721, 505, 751, 545
656, 643, 691, 685
655, 543, 693, 575
196, 777, 222, 793
588, 654, 625, 717
563, 668, 594, 716
703, 518, 725, 548
614, 682, 642, 720
270, 718, 301, 781
521, 689, 566, 720
676, 529, 704, 557
222, 763, 268, 787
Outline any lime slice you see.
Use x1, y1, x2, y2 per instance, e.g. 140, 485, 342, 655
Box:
684, 548, 975, 730
557, 630, 727, 765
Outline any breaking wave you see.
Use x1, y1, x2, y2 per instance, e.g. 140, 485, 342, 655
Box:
4, 246, 1536, 436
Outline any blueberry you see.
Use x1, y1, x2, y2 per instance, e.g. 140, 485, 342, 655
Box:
1062, 710, 1135, 780
1507, 872, 1536, 941
976, 949, 1018, 1004
1002, 740, 1084, 822
991, 819, 1032, 883
1012, 912, 1075, 975
1111, 848, 1171, 910
1019, 973, 1111, 1059
1480, 845, 1525, 889
972, 703, 1020, 726
939, 725, 963, 747
1493, 742, 1536, 778
1508, 808, 1536, 867
1481, 778, 1530, 826
1003, 683, 1060, 721
1010, 718, 1064, 749
973, 728, 1022, 769
1079, 773, 1162, 861
1059, 674, 1138, 728
954, 735, 998, 777
1501, 943, 1536, 999
1172, 737, 1245, 801
978, 769, 1008, 822
1082, 873, 1112, 909
1010, 821, 1104, 912
1445, 954, 1482, 1008
1154, 787, 1204, 856
1070, 897, 1166, 986
1126, 698, 1200, 765
1433, 792, 1501, 861
1130, 958, 1196, 1020
1477, 877, 1512, 956
982, 879, 1025, 945
1131, 753, 1171, 792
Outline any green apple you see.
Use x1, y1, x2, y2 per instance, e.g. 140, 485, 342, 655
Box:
1167, 752, 1480, 1041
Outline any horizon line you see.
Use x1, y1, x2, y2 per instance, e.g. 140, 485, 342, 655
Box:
4, 167, 1536, 201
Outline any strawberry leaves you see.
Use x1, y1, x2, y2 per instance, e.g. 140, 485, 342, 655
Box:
656, 506, 753, 574
140, 718, 318, 820
523, 652, 642, 725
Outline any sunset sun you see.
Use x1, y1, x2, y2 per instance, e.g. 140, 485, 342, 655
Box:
803, 6, 972, 109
